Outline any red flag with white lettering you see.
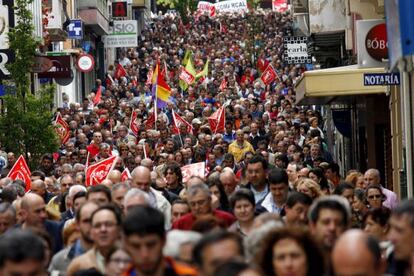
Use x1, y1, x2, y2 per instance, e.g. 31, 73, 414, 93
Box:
145, 113, 156, 130
260, 64, 278, 85
85, 155, 118, 186
208, 106, 225, 134
129, 110, 140, 137
121, 167, 132, 182
54, 113, 70, 145
179, 67, 195, 85
7, 155, 31, 192
172, 110, 193, 135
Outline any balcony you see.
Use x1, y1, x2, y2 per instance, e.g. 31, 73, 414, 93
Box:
78, 0, 109, 35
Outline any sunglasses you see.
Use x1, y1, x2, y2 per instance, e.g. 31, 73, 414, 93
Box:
368, 195, 382, 200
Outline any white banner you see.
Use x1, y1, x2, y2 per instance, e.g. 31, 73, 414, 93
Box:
104, 20, 138, 48
181, 162, 205, 183
215, 0, 248, 13
197, 1, 214, 12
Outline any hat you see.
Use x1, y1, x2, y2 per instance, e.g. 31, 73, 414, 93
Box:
192, 118, 202, 125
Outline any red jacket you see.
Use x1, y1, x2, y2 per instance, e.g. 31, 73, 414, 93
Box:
172, 209, 236, 230
122, 257, 197, 276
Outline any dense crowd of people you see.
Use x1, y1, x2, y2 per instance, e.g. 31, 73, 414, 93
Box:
0, 8, 413, 276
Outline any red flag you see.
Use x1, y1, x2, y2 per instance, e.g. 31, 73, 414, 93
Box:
179, 67, 195, 85
260, 64, 278, 85
114, 63, 127, 79
85, 155, 118, 186
129, 110, 140, 137
208, 106, 225, 134
121, 167, 131, 182
87, 143, 100, 158
209, 5, 216, 17
219, 78, 227, 91
93, 86, 102, 105
146, 69, 153, 85
172, 110, 193, 135
257, 58, 270, 73
7, 155, 31, 192
54, 113, 70, 145
145, 112, 156, 130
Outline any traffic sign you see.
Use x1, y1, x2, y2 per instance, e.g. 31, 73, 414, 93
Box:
76, 54, 95, 72
67, 19, 83, 40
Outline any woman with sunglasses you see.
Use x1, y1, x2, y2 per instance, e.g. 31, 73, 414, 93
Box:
365, 185, 386, 209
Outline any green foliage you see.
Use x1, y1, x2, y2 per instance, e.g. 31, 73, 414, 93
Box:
156, 0, 197, 24
0, 0, 59, 169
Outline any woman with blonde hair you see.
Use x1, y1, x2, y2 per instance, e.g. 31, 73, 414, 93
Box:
296, 178, 322, 200
345, 171, 365, 189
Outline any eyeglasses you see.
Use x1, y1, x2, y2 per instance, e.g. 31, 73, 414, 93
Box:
368, 195, 382, 200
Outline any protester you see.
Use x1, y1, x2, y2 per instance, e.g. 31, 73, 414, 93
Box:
0, 6, 404, 276
332, 229, 386, 276
255, 227, 325, 276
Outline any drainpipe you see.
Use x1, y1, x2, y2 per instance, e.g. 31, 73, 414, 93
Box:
399, 58, 414, 198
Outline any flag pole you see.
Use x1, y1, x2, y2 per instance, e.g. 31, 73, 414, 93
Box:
173, 111, 184, 148
154, 63, 158, 131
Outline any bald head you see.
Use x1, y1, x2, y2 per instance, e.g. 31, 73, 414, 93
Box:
332, 230, 384, 276
220, 170, 238, 195
107, 170, 122, 184
21, 193, 44, 210
364, 168, 381, 186
30, 180, 46, 197
131, 166, 151, 192
141, 158, 153, 170
21, 193, 47, 227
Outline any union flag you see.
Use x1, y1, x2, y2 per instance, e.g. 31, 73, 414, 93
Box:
208, 106, 225, 134
7, 155, 31, 191
260, 64, 278, 85
85, 155, 118, 186
172, 110, 193, 135
121, 167, 132, 182
54, 113, 70, 145
129, 110, 140, 137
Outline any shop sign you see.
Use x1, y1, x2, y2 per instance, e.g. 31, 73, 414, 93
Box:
37, 55, 72, 79
112, 1, 127, 18
67, 19, 83, 40
357, 20, 387, 68
283, 36, 312, 64
365, 23, 388, 62
363, 73, 400, 86
76, 54, 94, 72
104, 20, 137, 48
0, 0, 15, 80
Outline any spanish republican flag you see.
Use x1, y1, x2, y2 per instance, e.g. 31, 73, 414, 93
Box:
155, 64, 171, 108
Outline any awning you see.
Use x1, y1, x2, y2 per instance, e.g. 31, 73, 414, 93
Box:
295, 65, 388, 105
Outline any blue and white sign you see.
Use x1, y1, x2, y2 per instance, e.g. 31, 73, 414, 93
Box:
67, 20, 83, 40
385, 0, 414, 70
364, 73, 400, 86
